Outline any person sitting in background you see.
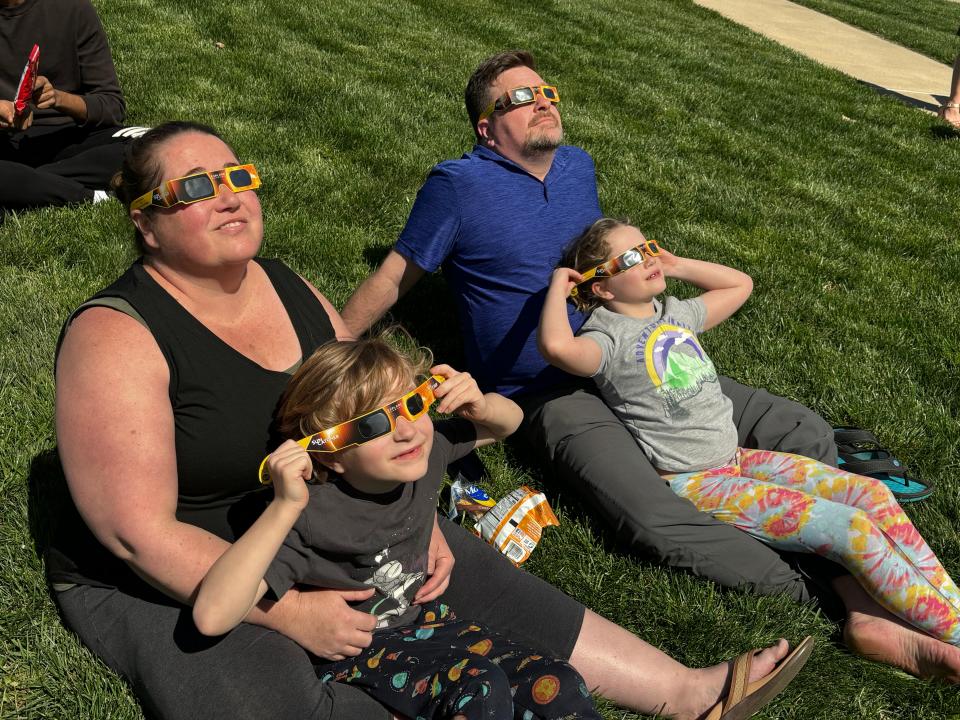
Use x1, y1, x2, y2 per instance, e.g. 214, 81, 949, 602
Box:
0, 0, 146, 211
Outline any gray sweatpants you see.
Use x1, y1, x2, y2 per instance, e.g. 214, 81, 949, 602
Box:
516, 376, 841, 603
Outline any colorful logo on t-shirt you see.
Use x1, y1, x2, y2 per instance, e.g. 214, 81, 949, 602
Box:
640, 321, 717, 411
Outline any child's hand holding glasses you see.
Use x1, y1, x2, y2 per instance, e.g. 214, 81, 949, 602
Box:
430, 364, 523, 446
266, 440, 314, 509
430, 364, 487, 422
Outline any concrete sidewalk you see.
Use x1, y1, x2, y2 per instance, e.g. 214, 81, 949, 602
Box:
693, 0, 952, 113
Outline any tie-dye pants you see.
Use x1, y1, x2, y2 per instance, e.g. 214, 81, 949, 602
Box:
314, 600, 599, 719
664, 448, 960, 645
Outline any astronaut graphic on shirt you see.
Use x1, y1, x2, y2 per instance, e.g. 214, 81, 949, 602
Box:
363, 549, 424, 628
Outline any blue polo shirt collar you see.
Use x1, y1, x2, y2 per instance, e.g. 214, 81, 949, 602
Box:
469, 144, 568, 186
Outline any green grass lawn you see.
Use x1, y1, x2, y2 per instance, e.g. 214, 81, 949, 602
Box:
788, 0, 959, 66
4, 0, 960, 717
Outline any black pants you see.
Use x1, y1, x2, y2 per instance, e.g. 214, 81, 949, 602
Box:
54, 519, 585, 720
516, 376, 845, 604
0, 123, 143, 210
316, 600, 599, 719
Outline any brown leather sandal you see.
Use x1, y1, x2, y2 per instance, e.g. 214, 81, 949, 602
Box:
704, 636, 814, 720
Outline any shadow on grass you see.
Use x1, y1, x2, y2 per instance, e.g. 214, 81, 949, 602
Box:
27, 448, 140, 595
859, 82, 942, 114
929, 124, 960, 141
360, 245, 464, 366
26, 449, 71, 566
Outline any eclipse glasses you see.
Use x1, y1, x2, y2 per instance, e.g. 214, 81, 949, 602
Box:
130, 163, 261, 211
570, 240, 662, 298
258, 375, 444, 484
479, 85, 560, 121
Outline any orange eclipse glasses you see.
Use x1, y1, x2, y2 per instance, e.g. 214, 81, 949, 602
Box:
570, 240, 662, 298
258, 375, 444, 484
130, 163, 260, 211
479, 85, 560, 121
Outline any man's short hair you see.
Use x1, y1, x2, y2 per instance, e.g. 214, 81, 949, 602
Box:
464, 50, 537, 142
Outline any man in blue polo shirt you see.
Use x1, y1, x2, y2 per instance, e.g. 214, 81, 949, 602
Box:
342, 50, 834, 601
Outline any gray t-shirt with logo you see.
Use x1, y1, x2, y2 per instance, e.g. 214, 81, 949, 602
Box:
263, 419, 476, 630
580, 297, 737, 473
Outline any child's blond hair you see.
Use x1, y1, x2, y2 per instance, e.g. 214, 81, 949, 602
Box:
560, 217, 631, 312
276, 331, 433, 444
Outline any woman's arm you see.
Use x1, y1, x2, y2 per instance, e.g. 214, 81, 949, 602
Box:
193, 441, 311, 636
413, 513, 455, 604
430, 364, 522, 447
56, 308, 378, 658
537, 268, 603, 377
56, 308, 226, 601
660, 252, 753, 331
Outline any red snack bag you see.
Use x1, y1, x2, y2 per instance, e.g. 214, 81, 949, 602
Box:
14, 44, 40, 116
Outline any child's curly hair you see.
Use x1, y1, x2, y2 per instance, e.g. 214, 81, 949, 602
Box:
559, 217, 631, 312
276, 329, 433, 452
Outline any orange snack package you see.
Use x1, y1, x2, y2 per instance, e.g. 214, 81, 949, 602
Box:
474, 486, 559, 565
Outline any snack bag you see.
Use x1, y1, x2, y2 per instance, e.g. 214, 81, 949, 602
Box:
14, 44, 40, 116
474, 486, 559, 565
447, 478, 496, 521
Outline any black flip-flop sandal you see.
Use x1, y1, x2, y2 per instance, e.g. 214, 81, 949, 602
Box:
834, 427, 933, 503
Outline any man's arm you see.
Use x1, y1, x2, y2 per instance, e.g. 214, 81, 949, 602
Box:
341, 250, 426, 336
38, 0, 125, 127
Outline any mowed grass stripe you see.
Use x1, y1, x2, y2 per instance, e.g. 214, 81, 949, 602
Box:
788, 0, 960, 66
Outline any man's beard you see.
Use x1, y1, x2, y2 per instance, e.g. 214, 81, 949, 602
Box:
523, 128, 563, 155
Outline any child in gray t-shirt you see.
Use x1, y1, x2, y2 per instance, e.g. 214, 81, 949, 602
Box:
537, 217, 960, 648
192, 336, 600, 720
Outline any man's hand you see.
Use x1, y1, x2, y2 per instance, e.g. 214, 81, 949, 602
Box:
415, 515, 454, 604
0, 99, 33, 131
274, 586, 378, 661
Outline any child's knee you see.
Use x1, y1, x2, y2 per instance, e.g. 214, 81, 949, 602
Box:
444, 658, 513, 718
846, 507, 878, 537
856, 474, 899, 506
512, 657, 597, 719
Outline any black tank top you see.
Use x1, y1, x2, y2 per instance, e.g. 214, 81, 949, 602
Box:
47, 258, 336, 589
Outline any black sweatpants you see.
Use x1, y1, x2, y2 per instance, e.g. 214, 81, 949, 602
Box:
0, 123, 144, 210
516, 376, 845, 604
54, 518, 585, 720
315, 600, 599, 719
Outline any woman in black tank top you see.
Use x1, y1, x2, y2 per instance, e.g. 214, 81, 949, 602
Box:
52, 123, 806, 720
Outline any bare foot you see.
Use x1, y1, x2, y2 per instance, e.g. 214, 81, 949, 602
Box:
673, 639, 790, 720
845, 602, 960, 683
939, 104, 960, 129
836, 575, 960, 683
